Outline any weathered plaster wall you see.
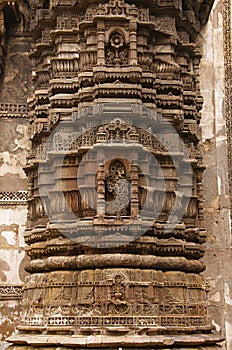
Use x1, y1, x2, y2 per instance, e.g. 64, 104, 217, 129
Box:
0, 125, 29, 348
0, 206, 27, 350
0, 119, 29, 191
200, 1, 232, 349
0, 30, 31, 349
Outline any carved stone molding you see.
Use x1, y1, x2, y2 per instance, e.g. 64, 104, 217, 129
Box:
0, 285, 22, 300
0, 102, 28, 118
0, 191, 28, 206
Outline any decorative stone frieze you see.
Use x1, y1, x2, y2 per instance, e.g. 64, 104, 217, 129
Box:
0, 102, 28, 118
0, 192, 28, 206
0, 285, 23, 300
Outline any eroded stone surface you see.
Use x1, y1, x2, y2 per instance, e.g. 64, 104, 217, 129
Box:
0, 1, 31, 346
0, 0, 231, 349
199, 1, 232, 349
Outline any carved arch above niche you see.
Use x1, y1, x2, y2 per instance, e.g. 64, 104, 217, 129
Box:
105, 26, 129, 44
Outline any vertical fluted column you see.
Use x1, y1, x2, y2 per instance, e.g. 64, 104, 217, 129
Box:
130, 163, 139, 216
96, 163, 105, 216
97, 20, 105, 66
129, 20, 137, 66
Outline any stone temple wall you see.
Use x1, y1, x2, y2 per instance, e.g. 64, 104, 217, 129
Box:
0, 6, 31, 347
0, 0, 231, 349
200, 0, 232, 349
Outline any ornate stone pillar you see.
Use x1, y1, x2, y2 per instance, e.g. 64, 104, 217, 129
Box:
7, 0, 223, 349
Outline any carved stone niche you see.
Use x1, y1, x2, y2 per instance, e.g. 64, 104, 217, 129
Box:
105, 30, 129, 67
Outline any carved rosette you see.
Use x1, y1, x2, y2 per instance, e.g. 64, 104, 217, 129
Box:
7, 0, 222, 349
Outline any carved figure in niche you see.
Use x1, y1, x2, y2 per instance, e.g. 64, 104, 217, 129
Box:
54, 276, 70, 301
106, 32, 129, 67
110, 274, 127, 305
35, 290, 43, 306
162, 287, 180, 303
106, 160, 130, 216
134, 286, 152, 304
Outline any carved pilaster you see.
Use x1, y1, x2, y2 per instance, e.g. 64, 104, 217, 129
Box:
97, 20, 106, 66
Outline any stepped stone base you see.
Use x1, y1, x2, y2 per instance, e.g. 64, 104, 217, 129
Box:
7, 333, 223, 349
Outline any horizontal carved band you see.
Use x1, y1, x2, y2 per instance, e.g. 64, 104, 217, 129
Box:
0, 191, 28, 205
9, 332, 223, 347
0, 102, 28, 118
20, 315, 208, 328
0, 285, 23, 300
27, 254, 205, 273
